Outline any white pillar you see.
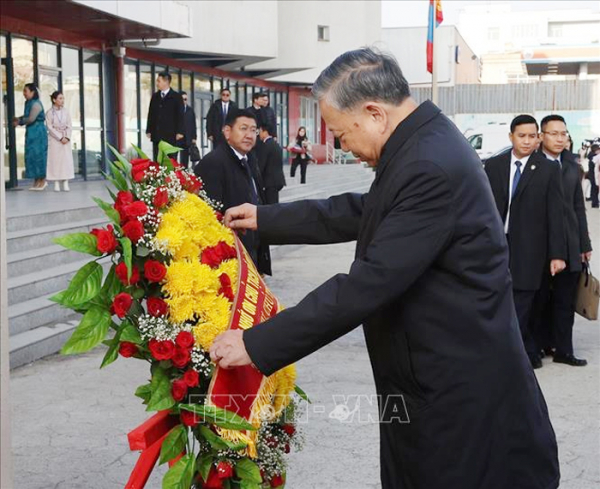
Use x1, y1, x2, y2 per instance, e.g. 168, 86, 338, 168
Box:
579, 62, 588, 80
0, 73, 14, 489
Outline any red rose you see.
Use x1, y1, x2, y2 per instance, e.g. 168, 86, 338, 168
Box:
122, 220, 145, 243
216, 242, 236, 261
93, 225, 118, 254
201, 247, 221, 268
270, 474, 284, 487
115, 262, 140, 286
124, 200, 148, 219
112, 293, 133, 318
175, 331, 195, 349
186, 175, 203, 193
282, 424, 296, 437
203, 467, 224, 489
119, 341, 138, 358
148, 339, 175, 361
132, 167, 147, 183
171, 347, 191, 369
144, 260, 167, 283
216, 461, 234, 479
130, 158, 151, 167
171, 378, 188, 401
115, 190, 135, 207
147, 297, 168, 317
219, 274, 234, 302
183, 369, 199, 387
180, 409, 199, 427
153, 187, 169, 208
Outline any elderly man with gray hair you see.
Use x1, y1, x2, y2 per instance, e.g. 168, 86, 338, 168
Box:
210, 48, 560, 489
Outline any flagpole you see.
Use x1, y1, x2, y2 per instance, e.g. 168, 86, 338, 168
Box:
431, 15, 439, 105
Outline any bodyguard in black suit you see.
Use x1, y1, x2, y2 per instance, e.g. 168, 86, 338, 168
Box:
206, 88, 237, 148
536, 114, 592, 366
210, 49, 559, 489
256, 124, 286, 204
247, 92, 267, 130
145, 71, 184, 161
484, 114, 566, 368
179, 91, 197, 169
194, 109, 271, 276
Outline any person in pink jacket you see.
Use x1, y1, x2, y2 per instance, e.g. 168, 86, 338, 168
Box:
46, 90, 74, 191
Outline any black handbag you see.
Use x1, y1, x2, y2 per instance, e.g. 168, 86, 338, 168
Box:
189, 143, 201, 163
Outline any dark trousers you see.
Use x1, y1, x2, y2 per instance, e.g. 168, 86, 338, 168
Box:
589, 161, 599, 207
180, 148, 190, 169
153, 142, 159, 162
291, 158, 308, 184
264, 187, 280, 204
513, 289, 538, 357
532, 270, 580, 356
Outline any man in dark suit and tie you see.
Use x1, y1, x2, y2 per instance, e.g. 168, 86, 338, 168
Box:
536, 114, 592, 367
247, 92, 267, 130
179, 91, 197, 169
209, 48, 559, 489
206, 88, 237, 149
256, 123, 286, 204
145, 71, 184, 161
484, 114, 566, 368
194, 109, 271, 276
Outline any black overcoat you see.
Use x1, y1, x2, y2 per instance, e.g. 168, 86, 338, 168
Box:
257, 137, 286, 190
485, 150, 566, 290
145, 89, 184, 144
244, 101, 559, 489
206, 100, 238, 141
194, 144, 271, 275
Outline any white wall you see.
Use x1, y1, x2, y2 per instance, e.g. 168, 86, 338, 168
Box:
251, 0, 382, 83
74, 0, 192, 37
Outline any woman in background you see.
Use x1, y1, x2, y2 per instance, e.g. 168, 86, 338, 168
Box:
46, 90, 74, 191
289, 126, 312, 184
13, 83, 48, 190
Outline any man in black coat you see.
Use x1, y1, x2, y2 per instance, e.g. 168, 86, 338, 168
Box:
484, 114, 566, 368
259, 93, 278, 138
256, 124, 286, 204
194, 109, 271, 276
145, 71, 184, 161
179, 91, 197, 169
210, 49, 559, 489
247, 92, 267, 130
206, 88, 237, 149
535, 114, 592, 366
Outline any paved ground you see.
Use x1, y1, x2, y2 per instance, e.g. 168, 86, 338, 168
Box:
8, 205, 600, 489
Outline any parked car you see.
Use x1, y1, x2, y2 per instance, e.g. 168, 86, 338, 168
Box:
464, 123, 511, 161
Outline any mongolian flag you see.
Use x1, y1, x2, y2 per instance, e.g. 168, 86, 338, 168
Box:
427, 0, 444, 73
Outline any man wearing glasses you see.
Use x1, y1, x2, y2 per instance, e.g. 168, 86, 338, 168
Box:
536, 114, 592, 367
207, 88, 237, 149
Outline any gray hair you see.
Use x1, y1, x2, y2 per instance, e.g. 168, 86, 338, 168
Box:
312, 47, 410, 111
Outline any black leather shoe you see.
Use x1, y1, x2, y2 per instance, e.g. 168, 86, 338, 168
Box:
530, 355, 543, 369
553, 354, 587, 366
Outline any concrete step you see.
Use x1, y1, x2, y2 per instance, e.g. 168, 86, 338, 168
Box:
7, 244, 88, 278
6, 216, 109, 253
7, 256, 111, 305
8, 293, 78, 336
6, 204, 105, 233
9, 318, 80, 369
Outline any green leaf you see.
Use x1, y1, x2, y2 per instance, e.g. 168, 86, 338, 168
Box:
121, 322, 142, 344
106, 161, 129, 191
132, 143, 149, 159
92, 196, 121, 226
196, 455, 213, 483
100, 265, 123, 303
53, 233, 101, 256
179, 405, 256, 431
119, 237, 133, 281
161, 453, 195, 489
159, 425, 188, 465
61, 306, 111, 355
102, 170, 127, 192
147, 367, 176, 412
108, 144, 133, 175
131, 287, 145, 300
235, 458, 262, 483
294, 385, 311, 403
240, 480, 262, 489
136, 245, 151, 257
198, 425, 247, 451
135, 383, 152, 403
106, 186, 117, 201
100, 324, 124, 369
62, 261, 104, 307
49, 290, 68, 305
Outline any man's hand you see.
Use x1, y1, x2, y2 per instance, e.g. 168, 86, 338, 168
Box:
192, 139, 197, 145
224, 203, 258, 231
176, 133, 184, 141
581, 251, 592, 263
146, 132, 151, 140
209, 330, 252, 369
208, 136, 214, 141
550, 259, 566, 276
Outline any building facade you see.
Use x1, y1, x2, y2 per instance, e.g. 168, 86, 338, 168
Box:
1, 0, 382, 188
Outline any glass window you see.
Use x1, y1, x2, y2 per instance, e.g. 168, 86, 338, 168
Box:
62, 46, 82, 175
246, 85, 254, 108
170, 69, 181, 91
194, 74, 211, 94
38, 42, 58, 67
140, 63, 153, 156
124, 60, 138, 132
12, 37, 34, 178
212, 77, 222, 101
83, 50, 102, 176
155, 65, 165, 78
182, 71, 192, 98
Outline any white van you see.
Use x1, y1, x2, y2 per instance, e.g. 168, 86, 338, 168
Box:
464, 123, 511, 160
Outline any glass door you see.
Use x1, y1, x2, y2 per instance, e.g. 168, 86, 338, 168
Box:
194, 92, 213, 157
2, 54, 17, 188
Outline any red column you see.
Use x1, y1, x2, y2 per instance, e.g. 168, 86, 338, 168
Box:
113, 45, 126, 154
